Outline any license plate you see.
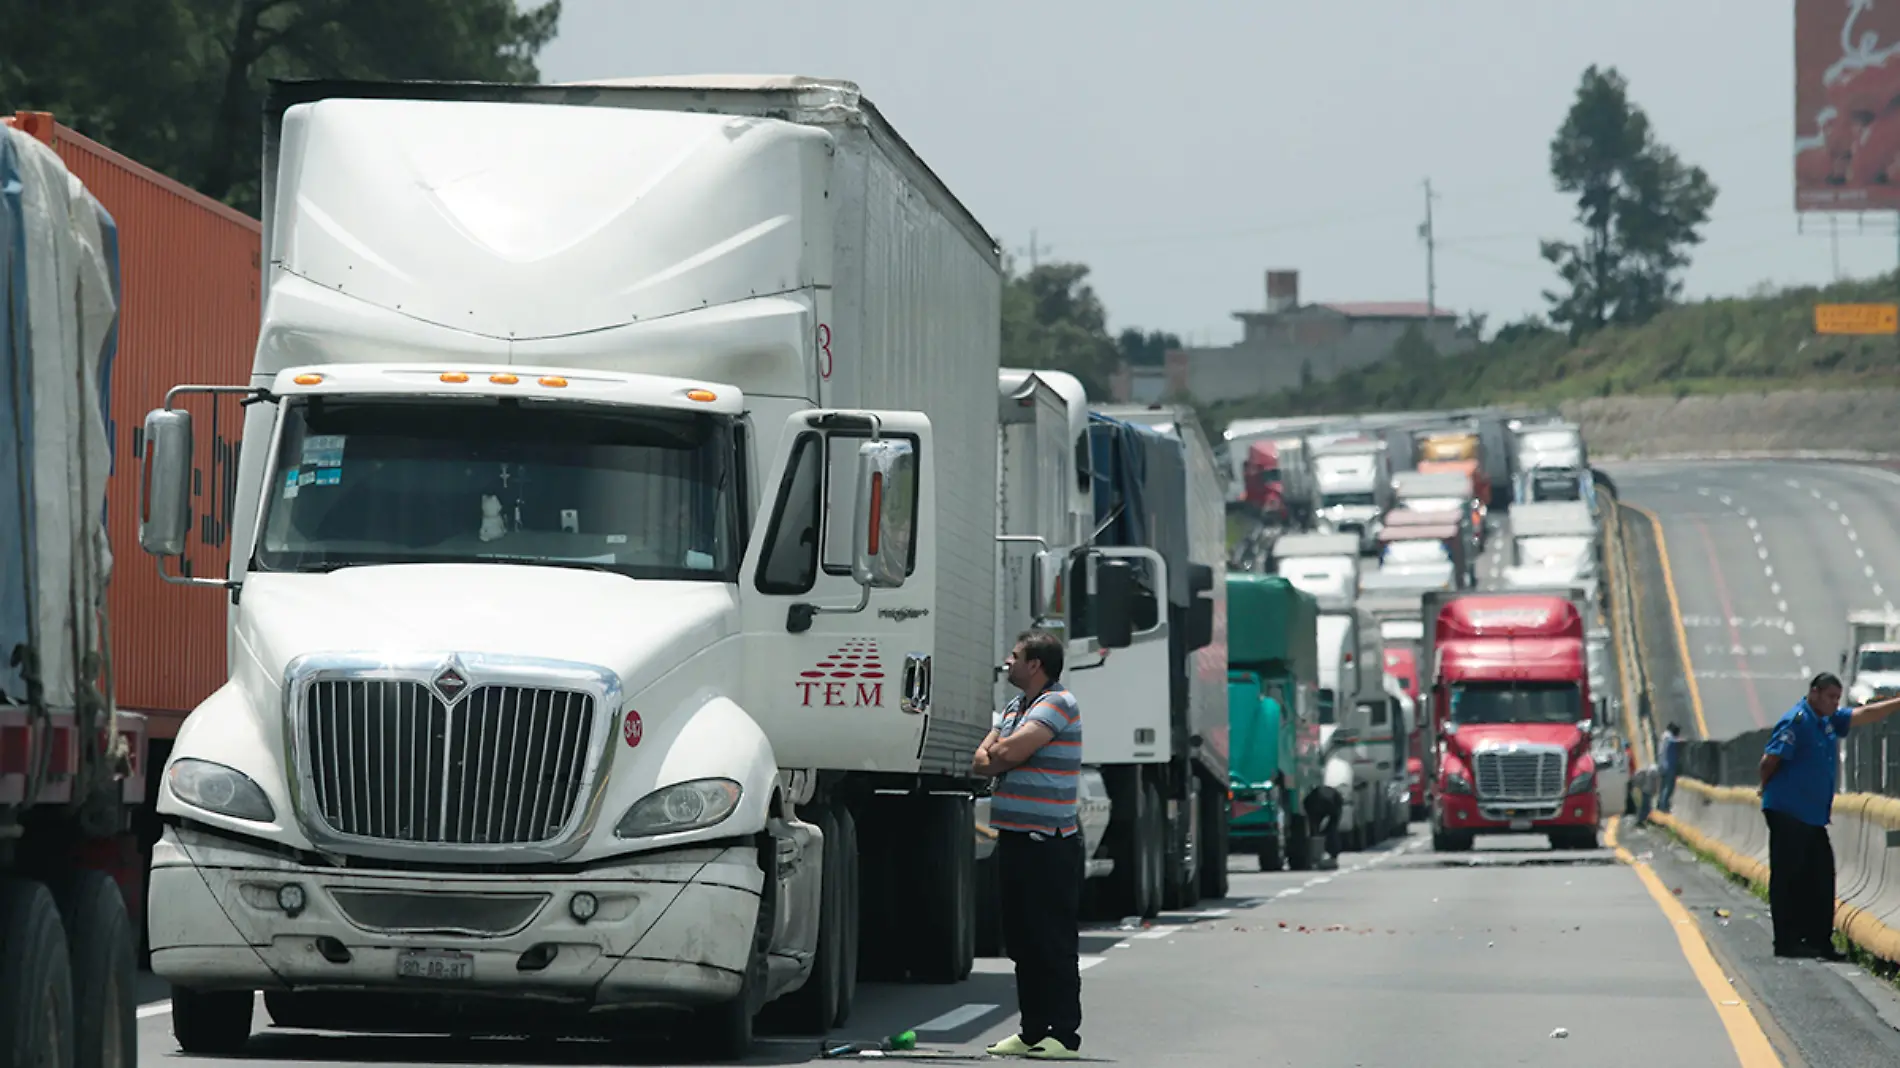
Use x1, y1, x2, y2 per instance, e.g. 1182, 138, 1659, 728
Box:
1509, 818, 1533, 831
396, 949, 473, 982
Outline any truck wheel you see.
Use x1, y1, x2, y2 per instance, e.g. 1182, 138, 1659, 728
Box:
0, 878, 75, 1068
170, 988, 252, 1055
53, 869, 136, 1068
1163, 778, 1201, 910
1198, 784, 1229, 899
678, 847, 772, 1061
1140, 779, 1165, 919
1098, 773, 1152, 921
758, 806, 842, 1034
832, 804, 860, 1028
914, 794, 974, 984
1286, 813, 1313, 871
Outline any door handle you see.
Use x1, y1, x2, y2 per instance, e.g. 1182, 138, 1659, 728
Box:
902, 654, 932, 715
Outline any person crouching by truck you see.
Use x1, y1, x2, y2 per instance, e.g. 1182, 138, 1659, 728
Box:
1760, 672, 1900, 960
972, 630, 1085, 1060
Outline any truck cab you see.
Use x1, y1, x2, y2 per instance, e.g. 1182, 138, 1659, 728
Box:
1842, 611, 1900, 703
1424, 591, 1600, 853
1226, 574, 1322, 872
1312, 439, 1392, 556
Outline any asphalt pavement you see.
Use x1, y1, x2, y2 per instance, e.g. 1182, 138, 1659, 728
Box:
1609, 460, 1900, 740
134, 827, 1787, 1067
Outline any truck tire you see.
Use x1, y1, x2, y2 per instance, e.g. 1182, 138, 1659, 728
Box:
0, 878, 75, 1068
831, 804, 860, 1028
171, 988, 252, 1055
678, 862, 770, 1063
915, 794, 974, 984
1285, 808, 1312, 871
1198, 782, 1229, 899
52, 869, 136, 1068
1163, 777, 1201, 910
758, 806, 842, 1034
1140, 779, 1165, 919
1096, 771, 1152, 921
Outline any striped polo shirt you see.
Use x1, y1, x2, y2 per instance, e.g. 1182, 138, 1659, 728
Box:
991, 683, 1083, 837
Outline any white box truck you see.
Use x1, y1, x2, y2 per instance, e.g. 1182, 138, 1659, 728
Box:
131, 75, 1140, 1058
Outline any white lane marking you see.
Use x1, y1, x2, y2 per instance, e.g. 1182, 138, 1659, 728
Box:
136, 1003, 171, 1020
1078, 955, 1108, 971
1868, 565, 1878, 578
915, 1003, 1001, 1032
1850, 530, 1860, 543
1698, 487, 1712, 496
1779, 600, 1790, 613
1720, 495, 1733, 506
1829, 500, 1841, 511
1131, 929, 1175, 940
1765, 565, 1775, 577
1857, 547, 1867, 558
1276, 887, 1304, 897
1772, 582, 1783, 596
1812, 488, 1824, 499
1747, 517, 1759, 530
1194, 907, 1233, 917
1793, 644, 1805, 658
1876, 586, 1887, 599
1787, 479, 1802, 489
1758, 547, 1769, 560
1841, 514, 1852, 526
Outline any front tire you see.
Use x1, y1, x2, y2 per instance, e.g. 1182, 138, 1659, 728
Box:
759, 805, 843, 1034
1198, 779, 1230, 899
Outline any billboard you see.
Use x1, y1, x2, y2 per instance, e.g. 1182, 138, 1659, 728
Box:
1796, 0, 1900, 211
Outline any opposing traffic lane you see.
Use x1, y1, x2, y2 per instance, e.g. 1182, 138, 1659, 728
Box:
135, 831, 1761, 1066
1610, 460, 1896, 739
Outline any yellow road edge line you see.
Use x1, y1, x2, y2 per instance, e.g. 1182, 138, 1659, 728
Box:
1623, 502, 1712, 741
1606, 816, 1781, 1068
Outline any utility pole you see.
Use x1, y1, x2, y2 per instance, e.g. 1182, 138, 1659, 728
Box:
1419, 179, 1438, 316
1024, 229, 1050, 272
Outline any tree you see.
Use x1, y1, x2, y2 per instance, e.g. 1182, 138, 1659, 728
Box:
0, 0, 560, 214
1539, 66, 1717, 339
1116, 327, 1183, 368
1002, 262, 1122, 398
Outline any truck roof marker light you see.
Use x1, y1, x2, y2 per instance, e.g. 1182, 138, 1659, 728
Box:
292, 373, 323, 386
539, 376, 568, 388
439, 372, 469, 383
490, 373, 519, 385
686, 389, 718, 403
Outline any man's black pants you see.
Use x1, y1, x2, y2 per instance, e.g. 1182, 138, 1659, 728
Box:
1764, 809, 1837, 954
997, 829, 1083, 1048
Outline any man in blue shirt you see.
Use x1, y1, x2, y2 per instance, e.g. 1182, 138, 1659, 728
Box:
1760, 673, 1900, 959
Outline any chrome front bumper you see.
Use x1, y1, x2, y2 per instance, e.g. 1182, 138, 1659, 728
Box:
148, 825, 762, 1009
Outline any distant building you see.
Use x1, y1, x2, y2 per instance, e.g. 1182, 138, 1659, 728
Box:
1114, 269, 1473, 404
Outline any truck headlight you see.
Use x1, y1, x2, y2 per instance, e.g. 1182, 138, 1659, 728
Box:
1443, 771, 1473, 795
168, 758, 276, 823
615, 778, 743, 839
1566, 771, 1596, 796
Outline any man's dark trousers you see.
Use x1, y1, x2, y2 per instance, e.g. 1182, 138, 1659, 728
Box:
1764, 809, 1837, 954
997, 829, 1083, 1048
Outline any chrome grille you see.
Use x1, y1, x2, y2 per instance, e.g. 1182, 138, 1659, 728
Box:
304, 680, 595, 846
1472, 748, 1565, 803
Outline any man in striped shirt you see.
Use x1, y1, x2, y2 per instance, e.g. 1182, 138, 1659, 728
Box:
972, 629, 1083, 1060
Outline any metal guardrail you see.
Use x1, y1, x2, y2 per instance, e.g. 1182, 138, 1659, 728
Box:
1680, 720, 1900, 797
1599, 490, 1655, 765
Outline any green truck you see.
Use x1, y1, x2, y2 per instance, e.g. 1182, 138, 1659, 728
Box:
1227, 573, 1323, 871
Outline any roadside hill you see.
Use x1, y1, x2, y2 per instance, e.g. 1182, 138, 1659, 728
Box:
1206, 271, 1900, 426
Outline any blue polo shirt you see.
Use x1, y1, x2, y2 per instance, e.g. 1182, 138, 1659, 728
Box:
1761, 699, 1851, 827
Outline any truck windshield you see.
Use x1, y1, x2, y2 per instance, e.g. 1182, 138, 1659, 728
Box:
1322, 492, 1377, 508
1449, 682, 1581, 725
1531, 472, 1581, 500
1858, 650, 1900, 672
254, 397, 739, 581
1317, 688, 1335, 725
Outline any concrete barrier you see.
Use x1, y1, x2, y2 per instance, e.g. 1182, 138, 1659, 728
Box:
1654, 778, 1900, 963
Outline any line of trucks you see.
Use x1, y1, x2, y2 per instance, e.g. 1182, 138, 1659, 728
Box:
1216, 408, 1635, 868
4, 76, 1648, 1062
5, 77, 1241, 1061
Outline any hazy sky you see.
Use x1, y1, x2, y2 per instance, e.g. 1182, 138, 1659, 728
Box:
541, 0, 1891, 347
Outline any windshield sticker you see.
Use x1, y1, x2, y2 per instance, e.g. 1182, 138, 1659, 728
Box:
281, 470, 299, 499
302, 435, 345, 468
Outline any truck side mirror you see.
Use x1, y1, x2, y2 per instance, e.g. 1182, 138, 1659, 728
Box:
1094, 559, 1136, 650
138, 408, 194, 558
1030, 549, 1063, 624
1840, 651, 1849, 673
851, 438, 915, 589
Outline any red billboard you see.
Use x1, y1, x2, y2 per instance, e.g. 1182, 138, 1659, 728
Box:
1796, 0, 1900, 211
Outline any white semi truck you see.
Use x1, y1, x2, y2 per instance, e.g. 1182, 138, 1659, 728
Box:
1311, 438, 1392, 555
131, 76, 1139, 1058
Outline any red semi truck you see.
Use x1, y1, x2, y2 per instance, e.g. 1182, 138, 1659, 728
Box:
1421, 589, 1600, 852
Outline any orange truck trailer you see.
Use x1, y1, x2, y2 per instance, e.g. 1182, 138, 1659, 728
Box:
6, 112, 261, 958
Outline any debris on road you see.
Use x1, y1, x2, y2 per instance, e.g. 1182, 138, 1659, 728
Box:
1550, 1028, 1569, 1039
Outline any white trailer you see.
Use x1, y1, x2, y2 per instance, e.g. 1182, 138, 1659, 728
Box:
132, 75, 1140, 1058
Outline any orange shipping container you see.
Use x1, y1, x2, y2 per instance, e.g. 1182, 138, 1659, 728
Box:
6, 113, 261, 741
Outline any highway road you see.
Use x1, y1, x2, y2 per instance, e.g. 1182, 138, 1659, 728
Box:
1611, 460, 1900, 741
131, 821, 1892, 1067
